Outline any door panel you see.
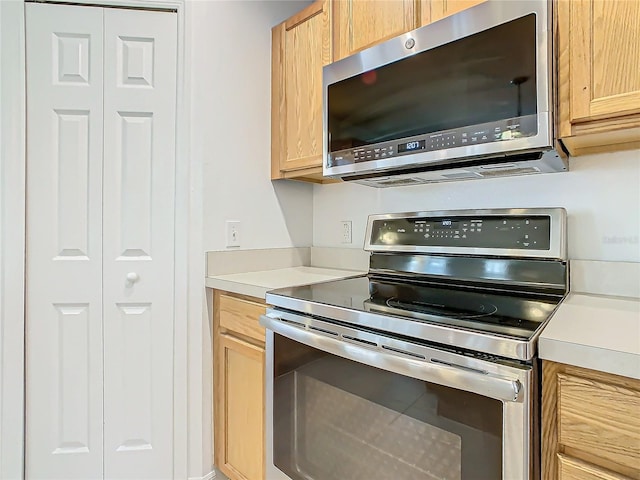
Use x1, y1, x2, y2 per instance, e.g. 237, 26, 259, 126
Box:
26, 4, 104, 479
569, 0, 640, 122
219, 333, 265, 480
430, 0, 486, 23
102, 8, 177, 479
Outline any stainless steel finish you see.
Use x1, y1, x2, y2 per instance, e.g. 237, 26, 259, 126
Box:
262, 206, 561, 479
364, 207, 567, 260
365, 301, 542, 339
263, 312, 534, 479
322, 0, 561, 184
369, 255, 567, 293
265, 290, 552, 361
342, 149, 568, 187
261, 311, 525, 402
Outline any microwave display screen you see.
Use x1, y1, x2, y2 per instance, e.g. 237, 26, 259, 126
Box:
398, 140, 426, 153
327, 14, 537, 155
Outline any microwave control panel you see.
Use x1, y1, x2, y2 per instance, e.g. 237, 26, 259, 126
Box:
329, 116, 538, 167
370, 215, 551, 250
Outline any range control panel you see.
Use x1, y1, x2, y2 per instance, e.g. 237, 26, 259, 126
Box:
370, 215, 551, 250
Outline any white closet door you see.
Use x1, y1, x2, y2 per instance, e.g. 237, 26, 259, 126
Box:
102, 8, 177, 479
25, 4, 104, 480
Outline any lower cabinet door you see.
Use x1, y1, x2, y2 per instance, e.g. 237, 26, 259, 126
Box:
216, 333, 265, 480
558, 455, 632, 480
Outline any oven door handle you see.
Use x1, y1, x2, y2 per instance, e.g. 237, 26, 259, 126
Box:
261, 313, 522, 402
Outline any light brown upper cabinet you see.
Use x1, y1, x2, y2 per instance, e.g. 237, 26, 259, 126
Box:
332, 0, 419, 62
428, 0, 486, 23
271, 0, 332, 182
557, 0, 640, 156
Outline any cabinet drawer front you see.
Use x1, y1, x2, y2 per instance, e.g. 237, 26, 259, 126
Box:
219, 294, 266, 342
558, 373, 640, 475
559, 454, 631, 480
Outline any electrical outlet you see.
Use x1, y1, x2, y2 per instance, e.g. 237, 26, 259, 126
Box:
226, 221, 241, 247
341, 220, 352, 244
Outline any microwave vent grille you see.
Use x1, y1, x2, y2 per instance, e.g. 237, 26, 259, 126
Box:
441, 172, 481, 180
477, 166, 540, 177
375, 177, 425, 186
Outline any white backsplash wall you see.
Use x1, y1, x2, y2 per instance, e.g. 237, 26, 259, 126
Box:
194, 0, 314, 253
313, 149, 640, 262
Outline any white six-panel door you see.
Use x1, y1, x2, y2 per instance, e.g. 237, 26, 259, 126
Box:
26, 3, 177, 479
102, 8, 177, 479
26, 5, 105, 478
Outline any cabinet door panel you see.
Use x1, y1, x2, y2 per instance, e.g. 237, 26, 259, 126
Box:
284, 8, 325, 169
558, 373, 640, 476
218, 333, 265, 480
430, 0, 486, 23
559, 455, 631, 480
271, 0, 331, 178
569, 0, 640, 122
543, 362, 640, 480
333, 0, 416, 62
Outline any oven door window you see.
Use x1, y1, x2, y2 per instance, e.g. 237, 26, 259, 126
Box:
273, 335, 503, 480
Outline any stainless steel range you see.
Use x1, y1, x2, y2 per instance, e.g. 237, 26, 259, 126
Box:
261, 208, 567, 480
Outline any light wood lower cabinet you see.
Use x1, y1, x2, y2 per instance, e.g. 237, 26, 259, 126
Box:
213, 291, 266, 480
543, 361, 640, 480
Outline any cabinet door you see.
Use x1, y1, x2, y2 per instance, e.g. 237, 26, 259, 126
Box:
216, 333, 265, 480
333, 0, 417, 62
557, 0, 640, 154
271, 0, 331, 179
542, 362, 640, 480
429, 0, 486, 23
558, 455, 632, 480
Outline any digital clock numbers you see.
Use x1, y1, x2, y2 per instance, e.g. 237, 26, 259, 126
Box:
398, 140, 426, 153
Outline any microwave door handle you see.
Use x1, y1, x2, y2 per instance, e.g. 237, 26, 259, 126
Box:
260, 314, 521, 403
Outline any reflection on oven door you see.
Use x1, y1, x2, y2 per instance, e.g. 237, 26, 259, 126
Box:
273, 349, 502, 480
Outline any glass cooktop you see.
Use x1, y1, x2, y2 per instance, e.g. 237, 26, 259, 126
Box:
266, 275, 562, 342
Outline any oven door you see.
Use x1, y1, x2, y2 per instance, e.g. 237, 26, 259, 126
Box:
261, 310, 536, 480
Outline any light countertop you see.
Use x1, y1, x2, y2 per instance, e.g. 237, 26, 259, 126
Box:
205, 266, 365, 300
539, 292, 640, 379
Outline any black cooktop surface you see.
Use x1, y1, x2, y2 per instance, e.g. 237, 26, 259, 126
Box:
267, 275, 562, 341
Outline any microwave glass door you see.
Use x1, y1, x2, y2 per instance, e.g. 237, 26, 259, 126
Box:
272, 335, 503, 480
327, 13, 537, 163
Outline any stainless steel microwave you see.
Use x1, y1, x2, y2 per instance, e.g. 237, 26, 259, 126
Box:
322, 0, 568, 187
